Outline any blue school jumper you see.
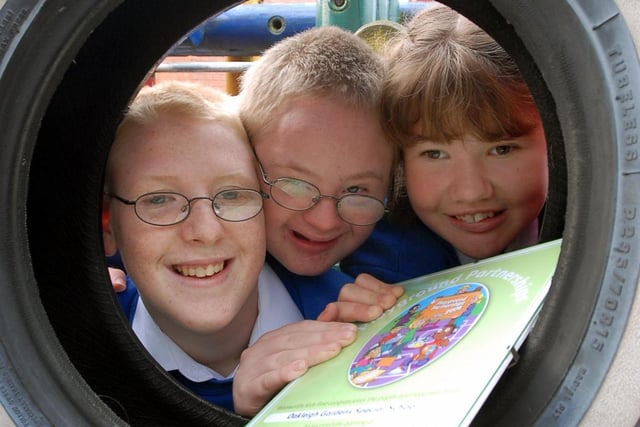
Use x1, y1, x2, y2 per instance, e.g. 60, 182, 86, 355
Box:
116, 279, 236, 411
340, 217, 460, 284
266, 254, 354, 320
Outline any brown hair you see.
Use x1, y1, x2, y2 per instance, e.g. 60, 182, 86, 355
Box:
382, 4, 540, 147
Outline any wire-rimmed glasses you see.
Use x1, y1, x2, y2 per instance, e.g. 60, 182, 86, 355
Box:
258, 164, 387, 226
106, 189, 268, 226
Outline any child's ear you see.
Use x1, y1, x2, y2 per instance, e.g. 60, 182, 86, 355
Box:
102, 198, 118, 256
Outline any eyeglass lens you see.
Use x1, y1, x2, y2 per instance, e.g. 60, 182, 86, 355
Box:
134, 190, 264, 225
269, 178, 385, 225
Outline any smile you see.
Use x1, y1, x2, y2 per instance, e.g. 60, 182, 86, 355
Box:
175, 262, 224, 278
293, 230, 337, 244
455, 212, 496, 224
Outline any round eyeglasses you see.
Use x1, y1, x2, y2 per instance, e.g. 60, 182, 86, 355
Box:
259, 166, 388, 226
106, 190, 267, 226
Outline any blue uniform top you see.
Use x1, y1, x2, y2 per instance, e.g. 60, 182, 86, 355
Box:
340, 216, 460, 284
266, 254, 354, 320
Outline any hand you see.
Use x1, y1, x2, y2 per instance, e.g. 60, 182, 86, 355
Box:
232, 320, 357, 416
317, 273, 404, 323
109, 267, 127, 292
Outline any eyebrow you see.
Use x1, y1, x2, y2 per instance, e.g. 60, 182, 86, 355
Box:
270, 163, 387, 183
133, 172, 257, 187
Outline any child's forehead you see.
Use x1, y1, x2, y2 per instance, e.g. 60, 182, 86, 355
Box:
109, 120, 255, 180
122, 115, 245, 149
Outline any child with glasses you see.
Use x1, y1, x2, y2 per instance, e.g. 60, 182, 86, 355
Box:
237, 24, 394, 285
236, 25, 453, 324
337, 4, 548, 308
103, 80, 357, 414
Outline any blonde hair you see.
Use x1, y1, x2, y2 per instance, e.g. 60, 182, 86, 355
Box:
238, 25, 385, 140
382, 4, 540, 147
107, 81, 249, 187
117, 80, 245, 139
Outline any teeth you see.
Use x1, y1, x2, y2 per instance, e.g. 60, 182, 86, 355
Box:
456, 212, 495, 224
175, 262, 224, 278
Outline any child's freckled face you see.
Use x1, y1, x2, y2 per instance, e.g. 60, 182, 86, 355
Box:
104, 113, 266, 334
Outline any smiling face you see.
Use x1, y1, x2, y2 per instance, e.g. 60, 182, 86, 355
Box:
253, 96, 394, 276
403, 122, 548, 260
103, 112, 265, 338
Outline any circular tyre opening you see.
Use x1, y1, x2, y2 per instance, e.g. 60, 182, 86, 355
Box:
0, 0, 639, 426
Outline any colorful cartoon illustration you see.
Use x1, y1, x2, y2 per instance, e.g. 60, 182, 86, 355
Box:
348, 282, 488, 388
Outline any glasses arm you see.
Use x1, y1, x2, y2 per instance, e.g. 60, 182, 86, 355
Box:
256, 160, 273, 187
104, 192, 136, 205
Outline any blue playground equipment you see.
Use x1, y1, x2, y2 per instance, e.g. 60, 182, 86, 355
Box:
168, 1, 427, 57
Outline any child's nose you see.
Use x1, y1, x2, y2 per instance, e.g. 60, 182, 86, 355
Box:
181, 199, 224, 243
449, 161, 493, 202
302, 197, 344, 231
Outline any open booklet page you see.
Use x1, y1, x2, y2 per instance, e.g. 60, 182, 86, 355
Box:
248, 239, 562, 427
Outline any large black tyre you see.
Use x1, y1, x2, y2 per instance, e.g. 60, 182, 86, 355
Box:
0, 0, 638, 426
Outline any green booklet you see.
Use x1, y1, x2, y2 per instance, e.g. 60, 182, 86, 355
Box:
247, 239, 562, 427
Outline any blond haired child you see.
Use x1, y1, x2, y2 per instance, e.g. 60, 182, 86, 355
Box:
103, 81, 356, 415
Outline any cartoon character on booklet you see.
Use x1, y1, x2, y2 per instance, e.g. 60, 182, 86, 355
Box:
349, 283, 488, 388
